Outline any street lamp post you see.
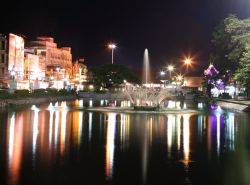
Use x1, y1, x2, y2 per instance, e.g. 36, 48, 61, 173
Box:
176, 74, 183, 92
160, 71, 166, 88
167, 65, 174, 85
108, 43, 116, 64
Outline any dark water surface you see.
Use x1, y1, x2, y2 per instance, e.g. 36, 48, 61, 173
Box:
0, 100, 250, 185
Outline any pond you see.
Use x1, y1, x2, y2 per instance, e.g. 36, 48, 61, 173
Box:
0, 100, 249, 185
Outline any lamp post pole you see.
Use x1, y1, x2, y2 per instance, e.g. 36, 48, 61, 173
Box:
167, 65, 174, 85
108, 43, 116, 64
56, 67, 60, 90
160, 71, 166, 88
111, 47, 114, 65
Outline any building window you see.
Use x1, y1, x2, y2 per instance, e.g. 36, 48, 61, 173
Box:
1, 54, 4, 63
1, 41, 4, 50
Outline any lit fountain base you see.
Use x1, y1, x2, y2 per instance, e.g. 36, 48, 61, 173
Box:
133, 106, 158, 111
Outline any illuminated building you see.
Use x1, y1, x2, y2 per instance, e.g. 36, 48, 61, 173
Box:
8, 33, 25, 81
28, 37, 72, 81
72, 59, 88, 90
0, 33, 25, 89
0, 34, 8, 88
182, 76, 203, 91
0, 33, 86, 90
24, 49, 46, 89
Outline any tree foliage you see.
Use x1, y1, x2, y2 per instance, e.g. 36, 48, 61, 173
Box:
211, 14, 250, 89
90, 64, 141, 89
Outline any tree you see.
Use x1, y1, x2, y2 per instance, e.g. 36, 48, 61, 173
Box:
211, 14, 250, 97
234, 46, 250, 96
90, 64, 141, 90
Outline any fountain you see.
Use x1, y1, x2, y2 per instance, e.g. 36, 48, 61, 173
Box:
132, 49, 170, 111
143, 48, 150, 102
122, 49, 174, 111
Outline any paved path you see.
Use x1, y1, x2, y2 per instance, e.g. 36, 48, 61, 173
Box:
217, 98, 250, 105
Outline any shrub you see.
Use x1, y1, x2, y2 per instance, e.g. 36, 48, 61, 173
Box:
58, 89, 68, 95
33, 89, 46, 94
33, 89, 47, 97
70, 89, 76, 94
0, 90, 10, 99
14, 89, 30, 97
46, 88, 58, 96
238, 92, 246, 96
94, 89, 107, 94
221, 92, 231, 99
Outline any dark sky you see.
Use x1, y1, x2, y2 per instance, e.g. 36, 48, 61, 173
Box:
2, 0, 250, 76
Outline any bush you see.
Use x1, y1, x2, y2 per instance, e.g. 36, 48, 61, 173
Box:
70, 89, 76, 94
94, 89, 107, 94
58, 89, 68, 95
14, 89, 30, 97
0, 90, 10, 99
33, 89, 47, 97
221, 92, 231, 99
238, 92, 246, 96
33, 89, 46, 94
0, 87, 76, 100
46, 88, 58, 96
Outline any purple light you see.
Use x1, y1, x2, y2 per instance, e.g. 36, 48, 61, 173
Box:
210, 105, 223, 112
204, 64, 219, 77
216, 79, 224, 90
210, 105, 217, 110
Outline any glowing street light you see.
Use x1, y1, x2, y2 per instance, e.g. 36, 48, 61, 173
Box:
167, 65, 174, 80
166, 65, 174, 85
108, 43, 116, 64
160, 71, 166, 76
184, 58, 192, 65
167, 65, 174, 72
177, 74, 183, 81
183, 57, 193, 74
174, 74, 184, 93
160, 71, 166, 87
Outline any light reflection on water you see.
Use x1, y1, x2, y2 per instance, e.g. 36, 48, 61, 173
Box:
0, 100, 249, 185
7, 113, 23, 185
105, 113, 116, 179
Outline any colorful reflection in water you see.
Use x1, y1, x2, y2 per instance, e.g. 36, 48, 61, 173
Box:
0, 100, 249, 185
105, 113, 117, 179
6, 113, 23, 185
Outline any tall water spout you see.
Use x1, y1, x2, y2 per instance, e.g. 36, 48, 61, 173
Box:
143, 49, 151, 84
143, 49, 151, 105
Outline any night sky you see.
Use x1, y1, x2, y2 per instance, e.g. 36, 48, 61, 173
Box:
2, 0, 250, 76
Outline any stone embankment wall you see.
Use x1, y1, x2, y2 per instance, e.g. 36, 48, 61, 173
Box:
78, 92, 129, 100
0, 95, 77, 108
217, 100, 250, 112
